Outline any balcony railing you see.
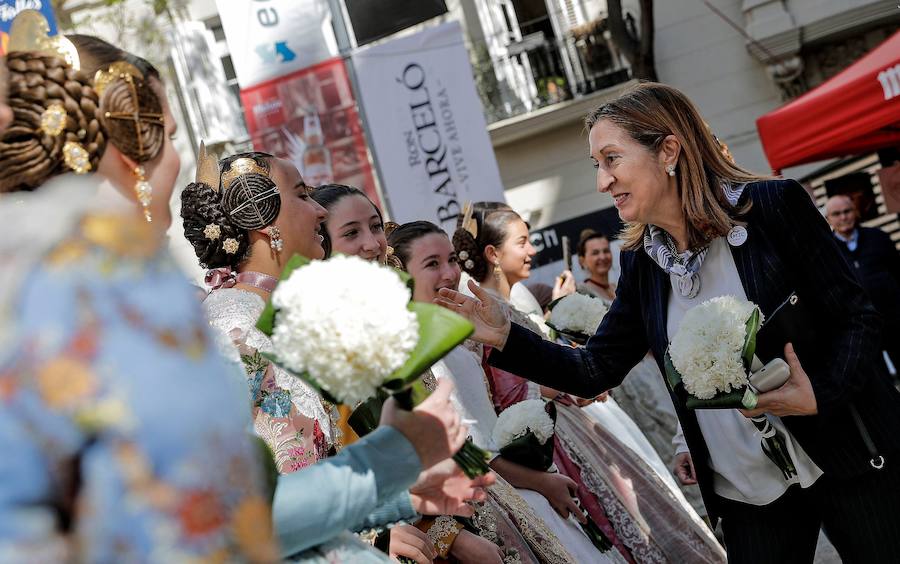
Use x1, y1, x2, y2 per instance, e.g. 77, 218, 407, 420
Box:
472, 19, 631, 124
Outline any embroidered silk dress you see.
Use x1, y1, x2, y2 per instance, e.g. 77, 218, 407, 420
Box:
205, 288, 339, 471
0, 175, 278, 562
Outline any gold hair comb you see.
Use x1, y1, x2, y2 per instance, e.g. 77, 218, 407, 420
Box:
8, 10, 80, 69
93, 61, 143, 97
195, 140, 221, 189
221, 157, 270, 190
459, 201, 477, 239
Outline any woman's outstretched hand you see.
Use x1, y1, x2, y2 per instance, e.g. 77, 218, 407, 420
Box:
435, 280, 511, 349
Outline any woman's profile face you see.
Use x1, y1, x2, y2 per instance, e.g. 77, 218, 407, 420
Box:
589, 119, 669, 224
270, 158, 327, 260
495, 218, 536, 286
325, 194, 386, 262
406, 233, 461, 303
580, 236, 612, 277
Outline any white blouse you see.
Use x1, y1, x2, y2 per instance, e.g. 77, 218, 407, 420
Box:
666, 237, 823, 505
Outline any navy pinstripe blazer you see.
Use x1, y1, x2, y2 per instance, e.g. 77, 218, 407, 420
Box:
490, 179, 900, 522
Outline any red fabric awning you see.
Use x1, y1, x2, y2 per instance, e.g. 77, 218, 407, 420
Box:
756, 30, 900, 172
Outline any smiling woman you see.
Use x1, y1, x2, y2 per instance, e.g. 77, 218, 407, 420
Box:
311, 183, 387, 262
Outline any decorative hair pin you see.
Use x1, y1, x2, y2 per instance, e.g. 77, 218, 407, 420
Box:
7, 10, 80, 69
63, 141, 91, 174
40, 103, 67, 137
222, 238, 240, 254
204, 224, 221, 240
221, 157, 271, 190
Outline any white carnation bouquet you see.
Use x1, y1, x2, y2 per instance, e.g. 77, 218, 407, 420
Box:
258, 254, 490, 477
546, 293, 608, 344
665, 295, 797, 478
493, 399, 613, 552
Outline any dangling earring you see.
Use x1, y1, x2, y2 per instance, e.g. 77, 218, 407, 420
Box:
666, 164, 676, 177
493, 260, 502, 280
133, 165, 152, 223
268, 226, 283, 253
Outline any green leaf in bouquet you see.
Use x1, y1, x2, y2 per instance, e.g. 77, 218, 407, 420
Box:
498, 432, 556, 472
256, 254, 311, 336
684, 386, 758, 410
348, 390, 390, 438
742, 307, 762, 369
663, 349, 683, 392
384, 302, 473, 388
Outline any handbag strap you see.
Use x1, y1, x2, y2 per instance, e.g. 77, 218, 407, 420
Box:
849, 404, 885, 470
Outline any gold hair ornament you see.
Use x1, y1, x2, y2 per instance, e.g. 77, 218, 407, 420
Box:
7, 10, 80, 70
195, 140, 220, 190
220, 157, 271, 190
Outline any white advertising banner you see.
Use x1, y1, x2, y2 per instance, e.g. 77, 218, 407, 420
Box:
215, 0, 337, 88
352, 21, 506, 232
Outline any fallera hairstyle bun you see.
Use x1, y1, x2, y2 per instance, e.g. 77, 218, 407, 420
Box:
181, 151, 279, 269
452, 201, 522, 282
0, 51, 105, 192
68, 35, 165, 164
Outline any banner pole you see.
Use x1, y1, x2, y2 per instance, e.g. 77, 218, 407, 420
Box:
326, 0, 395, 220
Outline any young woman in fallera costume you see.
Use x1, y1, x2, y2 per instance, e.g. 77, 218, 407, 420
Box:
181, 154, 491, 562
389, 220, 613, 564
0, 21, 279, 561
453, 202, 726, 563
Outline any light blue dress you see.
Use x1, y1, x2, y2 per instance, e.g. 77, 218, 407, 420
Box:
0, 210, 278, 562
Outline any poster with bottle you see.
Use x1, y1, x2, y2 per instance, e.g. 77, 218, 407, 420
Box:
239, 57, 379, 205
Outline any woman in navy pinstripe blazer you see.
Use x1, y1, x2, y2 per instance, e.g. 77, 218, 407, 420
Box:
437, 83, 900, 563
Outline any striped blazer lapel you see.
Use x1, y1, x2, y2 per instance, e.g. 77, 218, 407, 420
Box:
729, 222, 788, 318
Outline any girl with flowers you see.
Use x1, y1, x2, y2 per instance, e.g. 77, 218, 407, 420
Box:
437, 82, 900, 563
450, 202, 726, 563
388, 221, 615, 564
181, 155, 491, 562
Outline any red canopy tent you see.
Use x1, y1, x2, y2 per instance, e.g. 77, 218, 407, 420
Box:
757, 30, 900, 173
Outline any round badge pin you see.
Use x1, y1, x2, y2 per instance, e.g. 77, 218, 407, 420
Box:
727, 225, 748, 247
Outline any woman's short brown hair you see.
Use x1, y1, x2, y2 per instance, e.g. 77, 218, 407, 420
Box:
584, 82, 766, 251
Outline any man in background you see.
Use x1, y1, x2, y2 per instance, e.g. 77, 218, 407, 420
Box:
826, 194, 900, 371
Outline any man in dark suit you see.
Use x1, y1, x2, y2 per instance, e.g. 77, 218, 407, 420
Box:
826, 195, 900, 370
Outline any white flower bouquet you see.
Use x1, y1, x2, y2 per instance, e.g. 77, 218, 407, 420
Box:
257, 254, 490, 477
546, 293, 608, 344
665, 295, 762, 409
493, 399, 557, 472
493, 399, 613, 552
664, 295, 797, 478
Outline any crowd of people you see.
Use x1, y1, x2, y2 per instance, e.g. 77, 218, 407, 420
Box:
1, 14, 899, 564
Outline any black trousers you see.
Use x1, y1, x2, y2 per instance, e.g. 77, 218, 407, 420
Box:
717, 464, 900, 564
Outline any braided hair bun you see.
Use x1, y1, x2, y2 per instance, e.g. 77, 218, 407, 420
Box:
0, 52, 105, 192
181, 180, 249, 269
452, 202, 521, 282
98, 73, 164, 163
181, 152, 280, 269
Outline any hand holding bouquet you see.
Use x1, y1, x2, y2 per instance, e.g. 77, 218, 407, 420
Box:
257, 254, 490, 477
546, 293, 608, 345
